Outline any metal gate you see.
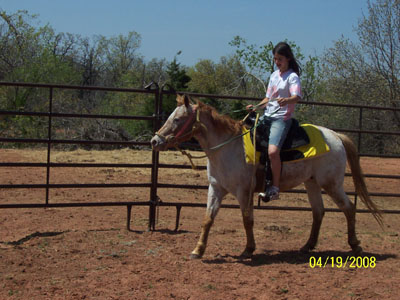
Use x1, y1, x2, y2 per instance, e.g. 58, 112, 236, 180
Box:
1, 81, 399, 231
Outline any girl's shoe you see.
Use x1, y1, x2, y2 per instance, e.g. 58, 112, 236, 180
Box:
259, 186, 280, 202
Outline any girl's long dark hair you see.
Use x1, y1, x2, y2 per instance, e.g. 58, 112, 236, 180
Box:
273, 42, 301, 76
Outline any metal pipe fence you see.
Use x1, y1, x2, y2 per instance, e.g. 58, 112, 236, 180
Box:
0, 81, 399, 231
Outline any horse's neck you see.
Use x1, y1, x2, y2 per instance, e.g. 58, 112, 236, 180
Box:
194, 115, 242, 163
194, 113, 250, 193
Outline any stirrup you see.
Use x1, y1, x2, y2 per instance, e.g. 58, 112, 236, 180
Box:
258, 192, 271, 203
259, 186, 279, 203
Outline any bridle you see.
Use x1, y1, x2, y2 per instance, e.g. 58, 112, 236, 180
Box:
154, 107, 206, 148
154, 107, 209, 169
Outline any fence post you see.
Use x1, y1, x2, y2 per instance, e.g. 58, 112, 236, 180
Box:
357, 107, 363, 152
45, 87, 54, 205
354, 107, 364, 207
149, 86, 161, 231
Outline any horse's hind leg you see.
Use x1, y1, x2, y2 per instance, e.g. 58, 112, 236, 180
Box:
323, 185, 362, 255
301, 179, 325, 252
238, 189, 256, 258
190, 183, 227, 259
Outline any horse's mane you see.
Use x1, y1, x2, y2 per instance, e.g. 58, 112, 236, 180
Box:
196, 101, 242, 135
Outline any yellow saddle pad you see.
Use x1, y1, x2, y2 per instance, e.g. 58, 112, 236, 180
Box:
243, 124, 330, 165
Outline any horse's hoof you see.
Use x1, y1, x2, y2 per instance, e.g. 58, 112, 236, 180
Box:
352, 246, 363, 256
300, 244, 314, 253
239, 250, 253, 259
189, 253, 202, 260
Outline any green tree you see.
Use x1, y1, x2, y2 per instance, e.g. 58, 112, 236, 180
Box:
357, 0, 400, 115
0, 10, 81, 146
187, 55, 248, 115
103, 31, 142, 86
319, 0, 400, 154
0, 10, 79, 85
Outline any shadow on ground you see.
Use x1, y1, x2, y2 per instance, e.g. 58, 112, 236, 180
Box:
203, 249, 397, 266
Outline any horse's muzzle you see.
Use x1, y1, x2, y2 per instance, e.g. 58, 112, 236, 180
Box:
150, 135, 167, 151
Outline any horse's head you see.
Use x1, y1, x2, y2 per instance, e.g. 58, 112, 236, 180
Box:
150, 94, 197, 151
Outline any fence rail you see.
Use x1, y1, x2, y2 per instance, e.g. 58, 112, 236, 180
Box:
1, 81, 399, 231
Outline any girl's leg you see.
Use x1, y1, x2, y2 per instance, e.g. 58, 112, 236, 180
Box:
262, 118, 292, 200
268, 144, 281, 187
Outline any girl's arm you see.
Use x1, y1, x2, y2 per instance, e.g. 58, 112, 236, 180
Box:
277, 95, 300, 107
246, 97, 269, 111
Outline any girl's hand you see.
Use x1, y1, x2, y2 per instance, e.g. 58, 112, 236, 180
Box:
277, 95, 300, 106
277, 98, 287, 107
246, 104, 254, 111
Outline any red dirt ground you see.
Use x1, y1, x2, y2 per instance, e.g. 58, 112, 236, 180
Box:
0, 148, 399, 300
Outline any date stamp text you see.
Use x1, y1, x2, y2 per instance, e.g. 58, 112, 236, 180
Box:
309, 256, 376, 269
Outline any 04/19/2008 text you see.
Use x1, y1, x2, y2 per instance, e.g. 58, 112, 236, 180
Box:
309, 256, 376, 269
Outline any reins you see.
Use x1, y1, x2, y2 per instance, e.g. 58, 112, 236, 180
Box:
178, 108, 262, 170
156, 102, 277, 170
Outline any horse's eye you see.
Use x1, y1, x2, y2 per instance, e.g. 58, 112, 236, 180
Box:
173, 118, 180, 124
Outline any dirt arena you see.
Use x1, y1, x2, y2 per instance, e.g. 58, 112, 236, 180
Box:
1, 148, 399, 300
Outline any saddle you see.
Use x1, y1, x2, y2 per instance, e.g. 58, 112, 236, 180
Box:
244, 111, 310, 165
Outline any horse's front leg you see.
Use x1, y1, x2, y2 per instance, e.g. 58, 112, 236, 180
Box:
190, 183, 226, 259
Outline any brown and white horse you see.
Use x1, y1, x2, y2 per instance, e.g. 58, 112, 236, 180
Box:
150, 94, 383, 259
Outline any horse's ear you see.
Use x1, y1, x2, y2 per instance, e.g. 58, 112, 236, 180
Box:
176, 94, 185, 106
183, 94, 191, 107
177, 94, 193, 108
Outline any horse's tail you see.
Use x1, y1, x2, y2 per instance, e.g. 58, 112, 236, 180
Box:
337, 133, 384, 227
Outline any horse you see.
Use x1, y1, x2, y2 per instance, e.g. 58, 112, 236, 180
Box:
150, 94, 383, 259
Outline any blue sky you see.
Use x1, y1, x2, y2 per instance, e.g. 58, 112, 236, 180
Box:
0, 0, 369, 66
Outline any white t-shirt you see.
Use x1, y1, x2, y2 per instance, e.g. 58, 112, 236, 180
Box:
265, 69, 302, 120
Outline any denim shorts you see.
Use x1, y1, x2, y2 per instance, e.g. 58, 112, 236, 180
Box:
268, 118, 292, 149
